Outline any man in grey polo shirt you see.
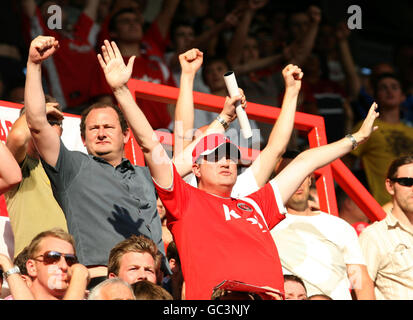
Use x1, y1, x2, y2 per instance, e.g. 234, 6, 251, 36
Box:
24, 36, 167, 281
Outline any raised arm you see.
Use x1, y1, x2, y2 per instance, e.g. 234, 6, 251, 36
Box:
24, 36, 62, 167
0, 142, 22, 193
249, 64, 303, 187
0, 253, 34, 300
97, 40, 172, 188
273, 102, 379, 204
173, 48, 204, 155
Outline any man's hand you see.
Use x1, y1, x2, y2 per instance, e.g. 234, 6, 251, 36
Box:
336, 21, 351, 42
45, 102, 64, 121
68, 263, 90, 284
28, 36, 59, 64
219, 88, 247, 124
282, 64, 303, 94
353, 102, 379, 145
97, 40, 135, 91
179, 48, 203, 76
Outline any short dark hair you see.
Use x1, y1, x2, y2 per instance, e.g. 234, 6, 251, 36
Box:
372, 73, 404, 98
80, 102, 128, 139
14, 246, 30, 276
108, 8, 138, 34
386, 155, 413, 180
166, 241, 180, 266
283, 274, 307, 293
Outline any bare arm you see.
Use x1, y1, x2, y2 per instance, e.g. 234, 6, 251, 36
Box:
63, 264, 90, 300
153, 0, 180, 39
347, 264, 376, 300
250, 64, 303, 187
173, 48, 204, 155
98, 40, 173, 188
83, 0, 100, 22
288, 5, 321, 66
0, 254, 34, 300
24, 36, 62, 168
0, 143, 22, 193
6, 114, 31, 165
273, 102, 379, 204
336, 22, 362, 101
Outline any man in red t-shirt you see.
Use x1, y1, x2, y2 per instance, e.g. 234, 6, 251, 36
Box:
97, 40, 380, 299
91, 8, 176, 130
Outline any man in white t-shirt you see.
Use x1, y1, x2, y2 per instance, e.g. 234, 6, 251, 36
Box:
270, 152, 375, 300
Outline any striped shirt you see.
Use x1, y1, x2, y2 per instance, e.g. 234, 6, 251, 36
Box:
359, 213, 413, 299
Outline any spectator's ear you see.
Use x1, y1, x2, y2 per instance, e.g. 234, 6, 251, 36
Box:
385, 178, 395, 196
192, 163, 201, 178
108, 272, 117, 279
26, 259, 37, 278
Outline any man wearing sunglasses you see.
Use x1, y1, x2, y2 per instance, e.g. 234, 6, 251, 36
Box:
5, 96, 68, 263
25, 228, 90, 300
359, 155, 413, 300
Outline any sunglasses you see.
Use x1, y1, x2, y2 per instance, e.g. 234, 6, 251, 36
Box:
34, 251, 78, 266
390, 177, 413, 187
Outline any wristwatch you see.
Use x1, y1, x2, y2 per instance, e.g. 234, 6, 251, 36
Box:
3, 266, 20, 279
216, 115, 229, 129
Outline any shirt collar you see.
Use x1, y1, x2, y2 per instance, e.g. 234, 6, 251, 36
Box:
92, 156, 135, 171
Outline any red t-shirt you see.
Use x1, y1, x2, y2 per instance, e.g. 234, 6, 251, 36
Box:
90, 54, 175, 129
155, 164, 286, 300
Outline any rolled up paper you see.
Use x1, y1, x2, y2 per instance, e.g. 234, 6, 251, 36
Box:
223, 71, 253, 139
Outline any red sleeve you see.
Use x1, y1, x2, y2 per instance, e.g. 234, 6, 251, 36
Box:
246, 183, 286, 230
153, 163, 191, 224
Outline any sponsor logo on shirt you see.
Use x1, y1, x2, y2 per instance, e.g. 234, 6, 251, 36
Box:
223, 204, 266, 233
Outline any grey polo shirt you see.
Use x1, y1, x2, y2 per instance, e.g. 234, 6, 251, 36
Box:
42, 140, 166, 271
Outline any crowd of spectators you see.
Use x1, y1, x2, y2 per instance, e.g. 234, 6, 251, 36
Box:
0, 0, 412, 301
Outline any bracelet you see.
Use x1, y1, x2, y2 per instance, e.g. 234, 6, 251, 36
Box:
345, 134, 358, 150
216, 115, 229, 129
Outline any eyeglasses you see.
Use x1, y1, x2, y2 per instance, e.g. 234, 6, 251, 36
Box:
34, 251, 78, 266
390, 177, 413, 187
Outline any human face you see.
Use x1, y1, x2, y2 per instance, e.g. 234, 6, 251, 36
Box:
376, 77, 405, 109
28, 237, 75, 298
113, 12, 143, 42
194, 151, 238, 197
289, 13, 310, 41
115, 251, 157, 285
242, 37, 260, 63
284, 280, 307, 300
387, 163, 413, 215
174, 26, 195, 53
286, 176, 312, 212
82, 107, 129, 165
204, 61, 228, 92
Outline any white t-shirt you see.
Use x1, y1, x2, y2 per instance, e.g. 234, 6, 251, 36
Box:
186, 166, 259, 198
270, 211, 366, 300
